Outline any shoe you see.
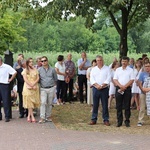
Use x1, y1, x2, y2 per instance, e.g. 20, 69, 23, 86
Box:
116, 123, 122, 127
46, 118, 52, 122
125, 122, 130, 127
0, 116, 2, 121
39, 119, 45, 124
104, 121, 110, 126
19, 114, 24, 118
5, 118, 10, 122
89, 121, 96, 125
137, 122, 143, 127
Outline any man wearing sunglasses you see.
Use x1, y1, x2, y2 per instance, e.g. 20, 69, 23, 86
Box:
38, 56, 57, 123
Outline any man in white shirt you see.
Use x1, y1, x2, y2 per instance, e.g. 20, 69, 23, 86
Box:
113, 56, 134, 127
0, 56, 17, 122
89, 55, 111, 126
77, 52, 91, 103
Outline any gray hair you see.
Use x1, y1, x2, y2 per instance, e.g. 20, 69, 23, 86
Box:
96, 55, 103, 60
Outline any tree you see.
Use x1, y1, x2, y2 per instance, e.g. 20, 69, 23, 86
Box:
32, 0, 150, 58
0, 11, 26, 54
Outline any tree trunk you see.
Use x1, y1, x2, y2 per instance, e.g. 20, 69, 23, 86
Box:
119, 8, 128, 59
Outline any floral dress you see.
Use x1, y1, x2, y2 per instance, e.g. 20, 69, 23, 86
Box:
22, 69, 40, 109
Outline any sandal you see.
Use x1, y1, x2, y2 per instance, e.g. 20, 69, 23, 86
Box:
27, 118, 31, 123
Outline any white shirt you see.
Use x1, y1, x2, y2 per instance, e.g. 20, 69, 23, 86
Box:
77, 58, 91, 75
55, 62, 66, 81
0, 63, 16, 84
113, 66, 134, 85
90, 65, 111, 85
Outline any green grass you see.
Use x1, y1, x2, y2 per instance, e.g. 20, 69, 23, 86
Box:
52, 101, 150, 134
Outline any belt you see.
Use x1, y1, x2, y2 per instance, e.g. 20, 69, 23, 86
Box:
41, 86, 54, 89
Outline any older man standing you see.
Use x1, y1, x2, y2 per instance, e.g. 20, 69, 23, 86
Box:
89, 55, 111, 126
64, 53, 76, 103
0, 56, 17, 122
38, 56, 57, 123
113, 56, 134, 127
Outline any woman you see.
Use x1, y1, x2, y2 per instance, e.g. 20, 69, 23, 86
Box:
108, 61, 120, 109
55, 55, 66, 105
131, 60, 143, 110
22, 58, 40, 123
86, 59, 96, 108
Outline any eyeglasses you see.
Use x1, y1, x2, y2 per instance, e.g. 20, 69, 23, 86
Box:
41, 59, 47, 63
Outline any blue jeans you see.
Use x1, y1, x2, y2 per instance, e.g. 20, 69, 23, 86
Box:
91, 87, 109, 122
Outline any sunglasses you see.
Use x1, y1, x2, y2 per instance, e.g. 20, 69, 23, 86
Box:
41, 59, 47, 63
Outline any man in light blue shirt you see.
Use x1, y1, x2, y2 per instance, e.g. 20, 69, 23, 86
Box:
77, 52, 91, 103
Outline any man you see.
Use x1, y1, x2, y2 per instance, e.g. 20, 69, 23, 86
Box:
137, 62, 150, 127
16, 60, 28, 118
77, 52, 91, 103
89, 55, 111, 126
38, 56, 57, 123
0, 56, 17, 122
34, 56, 42, 69
64, 53, 76, 103
13, 53, 24, 70
113, 56, 134, 127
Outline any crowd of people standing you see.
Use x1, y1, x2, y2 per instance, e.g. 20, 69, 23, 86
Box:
0, 52, 150, 128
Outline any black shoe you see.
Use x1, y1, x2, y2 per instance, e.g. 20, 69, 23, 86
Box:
125, 122, 130, 127
19, 114, 24, 118
0, 117, 2, 121
5, 118, 10, 122
116, 123, 122, 127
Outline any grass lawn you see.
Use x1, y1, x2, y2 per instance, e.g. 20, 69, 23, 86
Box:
52, 101, 150, 134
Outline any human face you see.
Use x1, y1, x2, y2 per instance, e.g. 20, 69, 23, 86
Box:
41, 58, 48, 66
121, 59, 129, 68
81, 52, 86, 59
67, 54, 72, 61
144, 64, 150, 72
28, 59, 34, 67
96, 57, 103, 68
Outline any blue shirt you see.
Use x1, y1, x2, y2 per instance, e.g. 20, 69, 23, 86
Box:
138, 72, 149, 85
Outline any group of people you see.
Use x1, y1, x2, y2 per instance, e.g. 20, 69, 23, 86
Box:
0, 52, 150, 128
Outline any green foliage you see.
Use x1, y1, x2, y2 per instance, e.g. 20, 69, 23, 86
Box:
0, 11, 26, 54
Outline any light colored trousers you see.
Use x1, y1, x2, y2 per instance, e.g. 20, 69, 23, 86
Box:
138, 94, 146, 123
40, 87, 55, 119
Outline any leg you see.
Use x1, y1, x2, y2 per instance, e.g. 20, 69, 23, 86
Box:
63, 82, 68, 102
68, 79, 73, 103
91, 87, 100, 123
46, 87, 55, 119
100, 88, 109, 122
115, 88, 124, 125
40, 89, 47, 119
18, 92, 24, 117
83, 76, 87, 103
138, 94, 146, 124
124, 88, 132, 124
78, 75, 84, 103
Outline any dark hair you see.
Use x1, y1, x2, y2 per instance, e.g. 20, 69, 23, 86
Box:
41, 56, 48, 61
121, 56, 130, 61
91, 59, 96, 65
142, 54, 147, 59
112, 61, 119, 69
57, 55, 64, 61
18, 53, 24, 58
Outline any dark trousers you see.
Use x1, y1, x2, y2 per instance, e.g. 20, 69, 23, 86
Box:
56, 80, 65, 102
92, 87, 109, 122
0, 83, 11, 119
64, 79, 73, 102
115, 87, 131, 124
78, 75, 87, 103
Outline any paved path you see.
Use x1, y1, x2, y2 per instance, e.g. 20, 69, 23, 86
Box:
0, 110, 150, 150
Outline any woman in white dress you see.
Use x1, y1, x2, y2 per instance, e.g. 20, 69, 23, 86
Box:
108, 61, 120, 109
131, 60, 143, 110
86, 59, 97, 109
